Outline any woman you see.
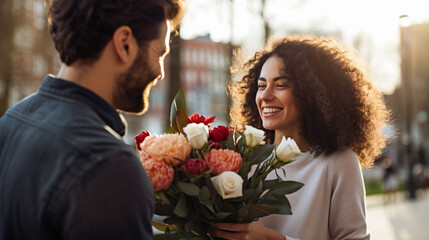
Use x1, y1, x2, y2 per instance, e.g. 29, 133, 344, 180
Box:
211, 35, 390, 240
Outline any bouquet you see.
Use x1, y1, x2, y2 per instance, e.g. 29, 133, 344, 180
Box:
135, 89, 304, 239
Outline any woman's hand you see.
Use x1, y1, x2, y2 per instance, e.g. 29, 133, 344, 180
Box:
209, 219, 285, 240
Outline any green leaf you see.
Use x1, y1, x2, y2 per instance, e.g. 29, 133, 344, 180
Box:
262, 194, 292, 215
185, 220, 204, 236
220, 199, 235, 212
176, 110, 189, 134
199, 203, 215, 220
166, 125, 175, 133
154, 234, 176, 240
235, 132, 242, 143
178, 181, 200, 196
152, 219, 178, 233
237, 203, 252, 218
264, 181, 304, 197
231, 180, 263, 203
262, 179, 280, 190
170, 101, 179, 133
174, 88, 187, 113
238, 162, 249, 182
237, 135, 245, 153
199, 186, 211, 201
164, 216, 186, 226
200, 199, 215, 214
155, 203, 175, 216
215, 211, 233, 220
225, 130, 235, 150
169, 89, 187, 133
245, 204, 279, 221
173, 194, 187, 218
247, 144, 275, 165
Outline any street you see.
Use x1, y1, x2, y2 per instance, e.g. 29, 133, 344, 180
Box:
366, 190, 429, 240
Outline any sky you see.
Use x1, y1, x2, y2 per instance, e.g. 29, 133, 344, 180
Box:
179, 0, 429, 94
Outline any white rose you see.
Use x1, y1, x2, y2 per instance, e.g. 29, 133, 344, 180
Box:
210, 171, 243, 199
276, 136, 302, 162
243, 125, 266, 147
183, 123, 209, 149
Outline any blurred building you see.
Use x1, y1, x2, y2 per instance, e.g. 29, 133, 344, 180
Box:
3, 0, 58, 106
123, 37, 231, 144
379, 21, 429, 197
397, 22, 429, 165
1, 1, 232, 146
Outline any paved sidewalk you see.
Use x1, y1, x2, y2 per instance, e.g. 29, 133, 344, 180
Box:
366, 190, 429, 240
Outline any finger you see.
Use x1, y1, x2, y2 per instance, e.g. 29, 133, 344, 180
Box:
210, 228, 248, 240
214, 222, 251, 232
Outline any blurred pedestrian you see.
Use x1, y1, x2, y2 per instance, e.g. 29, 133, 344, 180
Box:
382, 156, 399, 203
0, 0, 184, 239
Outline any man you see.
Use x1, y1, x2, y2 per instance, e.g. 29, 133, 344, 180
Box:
0, 0, 184, 239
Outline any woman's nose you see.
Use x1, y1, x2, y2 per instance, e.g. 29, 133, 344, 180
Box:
259, 86, 274, 101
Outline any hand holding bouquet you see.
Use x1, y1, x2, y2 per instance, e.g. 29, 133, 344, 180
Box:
135, 90, 304, 239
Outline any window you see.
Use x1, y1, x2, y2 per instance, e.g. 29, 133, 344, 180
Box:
33, 55, 47, 77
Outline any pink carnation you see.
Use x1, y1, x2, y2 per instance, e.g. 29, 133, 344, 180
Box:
142, 159, 174, 192
140, 135, 159, 152
204, 149, 242, 175
138, 150, 155, 163
142, 134, 191, 166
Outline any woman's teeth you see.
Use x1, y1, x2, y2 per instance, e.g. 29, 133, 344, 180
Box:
263, 108, 282, 114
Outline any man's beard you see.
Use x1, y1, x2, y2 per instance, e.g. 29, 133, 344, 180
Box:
113, 46, 159, 114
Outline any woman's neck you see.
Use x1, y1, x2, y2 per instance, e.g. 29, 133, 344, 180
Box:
274, 130, 309, 152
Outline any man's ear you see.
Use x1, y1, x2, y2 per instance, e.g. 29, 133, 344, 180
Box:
112, 26, 138, 64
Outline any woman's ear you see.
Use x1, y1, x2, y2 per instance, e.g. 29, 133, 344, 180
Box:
112, 26, 138, 64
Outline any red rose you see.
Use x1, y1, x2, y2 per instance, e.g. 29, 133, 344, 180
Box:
187, 113, 216, 126
182, 158, 211, 176
134, 130, 151, 150
209, 126, 231, 142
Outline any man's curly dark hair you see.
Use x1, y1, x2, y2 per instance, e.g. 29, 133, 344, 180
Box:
46, 0, 185, 66
229, 35, 390, 168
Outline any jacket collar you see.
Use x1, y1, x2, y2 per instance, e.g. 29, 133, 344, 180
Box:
38, 75, 126, 137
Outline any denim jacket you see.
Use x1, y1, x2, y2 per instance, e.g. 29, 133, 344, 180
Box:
0, 75, 154, 240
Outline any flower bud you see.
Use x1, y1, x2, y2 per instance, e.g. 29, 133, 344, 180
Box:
183, 123, 209, 149
182, 158, 211, 176
210, 171, 243, 199
243, 125, 265, 147
135, 130, 151, 150
276, 136, 302, 162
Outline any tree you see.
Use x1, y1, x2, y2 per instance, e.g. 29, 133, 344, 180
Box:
165, 29, 183, 128
260, 0, 271, 45
0, 0, 15, 116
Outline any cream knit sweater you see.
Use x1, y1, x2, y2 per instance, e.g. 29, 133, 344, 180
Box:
261, 148, 370, 240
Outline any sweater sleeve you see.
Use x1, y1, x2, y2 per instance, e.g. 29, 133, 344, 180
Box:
328, 149, 370, 240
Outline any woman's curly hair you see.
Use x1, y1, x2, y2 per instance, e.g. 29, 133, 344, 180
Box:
229, 35, 390, 168
46, 0, 185, 66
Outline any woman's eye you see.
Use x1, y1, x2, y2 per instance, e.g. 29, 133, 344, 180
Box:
257, 84, 266, 89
